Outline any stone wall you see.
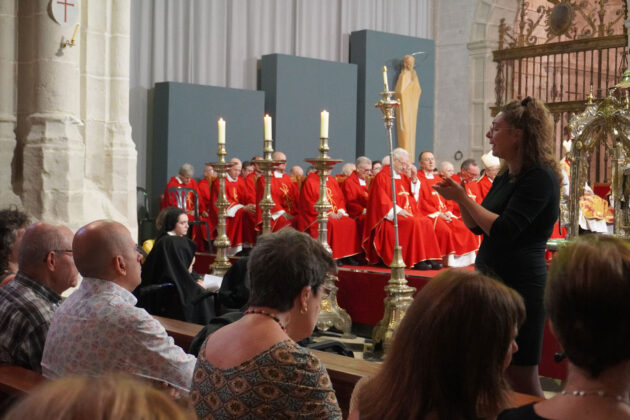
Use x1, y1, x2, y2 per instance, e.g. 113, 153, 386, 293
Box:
2, 0, 137, 237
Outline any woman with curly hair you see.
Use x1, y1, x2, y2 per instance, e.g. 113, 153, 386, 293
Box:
434, 97, 561, 396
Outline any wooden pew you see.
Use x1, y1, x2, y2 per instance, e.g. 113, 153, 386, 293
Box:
0, 364, 45, 397
154, 315, 542, 414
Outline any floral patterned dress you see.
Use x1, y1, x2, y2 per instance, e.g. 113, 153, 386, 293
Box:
191, 339, 341, 419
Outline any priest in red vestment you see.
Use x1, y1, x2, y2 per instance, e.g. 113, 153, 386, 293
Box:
477, 151, 500, 201
296, 171, 361, 261
161, 163, 200, 217
198, 163, 217, 242
255, 152, 299, 232
414, 162, 478, 267
341, 156, 371, 236
451, 158, 482, 217
363, 148, 444, 270
210, 158, 257, 255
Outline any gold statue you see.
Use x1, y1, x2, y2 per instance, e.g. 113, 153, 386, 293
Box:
395, 55, 421, 161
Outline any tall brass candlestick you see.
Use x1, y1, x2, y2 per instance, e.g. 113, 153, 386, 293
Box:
370, 87, 416, 357
305, 136, 352, 335
210, 142, 234, 277
257, 135, 279, 236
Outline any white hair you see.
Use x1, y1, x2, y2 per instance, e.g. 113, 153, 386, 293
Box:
178, 163, 194, 177
392, 148, 409, 162
355, 156, 372, 167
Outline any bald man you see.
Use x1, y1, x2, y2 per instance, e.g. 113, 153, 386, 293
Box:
210, 158, 257, 255
0, 222, 77, 371
41, 220, 196, 391
254, 151, 300, 232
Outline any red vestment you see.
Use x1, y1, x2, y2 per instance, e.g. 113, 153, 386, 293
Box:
417, 175, 479, 257
363, 166, 442, 267
241, 173, 257, 205
161, 177, 200, 219
451, 179, 482, 217
210, 175, 257, 248
296, 172, 361, 259
255, 171, 299, 232
198, 178, 216, 240
477, 174, 493, 201
341, 171, 369, 236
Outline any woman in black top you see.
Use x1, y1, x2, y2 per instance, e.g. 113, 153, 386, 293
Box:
434, 97, 560, 397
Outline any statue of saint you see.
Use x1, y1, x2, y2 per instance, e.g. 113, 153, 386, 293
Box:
395, 55, 421, 161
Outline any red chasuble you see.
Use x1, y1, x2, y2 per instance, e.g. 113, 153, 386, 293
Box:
210, 176, 257, 247
477, 174, 493, 201
296, 172, 361, 260
341, 171, 369, 236
417, 176, 479, 256
362, 166, 442, 267
255, 172, 299, 232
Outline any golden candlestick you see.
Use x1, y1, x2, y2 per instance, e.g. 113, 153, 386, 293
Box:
369, 88, 416, 357
209, 142, 234, 277
305, 136, 352, 335
256, 136, 281, 236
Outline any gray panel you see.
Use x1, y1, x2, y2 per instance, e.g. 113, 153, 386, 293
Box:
350, 30, 435, 162
261, 54, 358, 174
150, 82, 265, 215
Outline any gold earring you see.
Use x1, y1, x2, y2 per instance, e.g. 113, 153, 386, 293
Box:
300, 306, 307, 314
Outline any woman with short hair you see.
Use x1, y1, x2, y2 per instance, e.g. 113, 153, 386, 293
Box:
349, 269, 525, 420
191, 228, 341, 419
499, 235, 630, 419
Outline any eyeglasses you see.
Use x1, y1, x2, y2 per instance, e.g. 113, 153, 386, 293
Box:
53, 250, 73, 254
489, 122, 511, 134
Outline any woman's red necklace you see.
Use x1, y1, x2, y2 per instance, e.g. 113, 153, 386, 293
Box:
243, 308, 287, 331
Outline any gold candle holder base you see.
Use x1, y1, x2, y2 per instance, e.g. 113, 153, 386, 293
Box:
305, 136, 353, 336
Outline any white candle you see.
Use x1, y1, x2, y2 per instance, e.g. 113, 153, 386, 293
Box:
320, 110, 329, 138
217, 118, 225, 145
264, 114, 272, 141
382, 66, 389, 91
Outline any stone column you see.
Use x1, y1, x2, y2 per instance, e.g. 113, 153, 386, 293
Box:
0, 0, 21, 206
18, 0, 85, 224
626, 0, 629, 65
81, 0, 137, 236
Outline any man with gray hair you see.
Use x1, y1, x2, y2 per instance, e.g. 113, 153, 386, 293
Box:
0, 222, 78, 371
160, 162, 200, 213
363, 148, 444, 270
42, 220, 196, 391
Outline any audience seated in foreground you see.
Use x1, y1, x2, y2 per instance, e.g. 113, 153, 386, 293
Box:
0, 222, 77, 371
191, 228, 342, 419
2, 374, 196, 420
499, 235, 630, 420
349, 269, 525, 420
41, 220, 197, 392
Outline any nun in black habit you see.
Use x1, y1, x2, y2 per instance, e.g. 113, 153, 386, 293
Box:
137, 233, 215, 324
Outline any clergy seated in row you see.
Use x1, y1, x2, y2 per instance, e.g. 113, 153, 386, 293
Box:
477, 151, 500, 201
296, 171, 362, 261
210, 158, 257, 256
363, 148, 444, 270
342, 156, 371, 235
255, 152, 300, 232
